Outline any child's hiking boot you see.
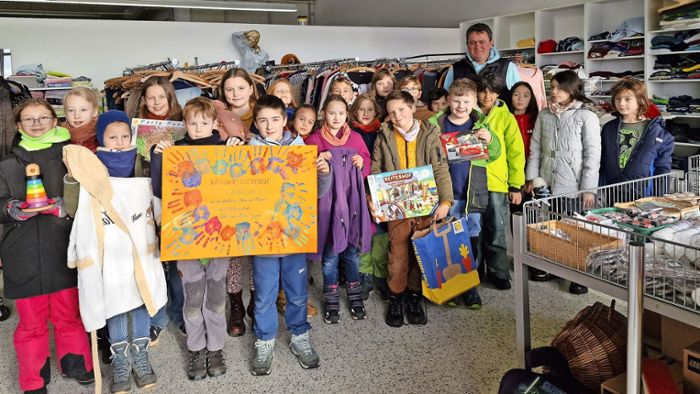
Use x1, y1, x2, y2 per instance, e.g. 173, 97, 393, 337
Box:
290, 332, 320, 369
385, 292, 404, 327
460, 288, 483, 310
60, 354, 95, 386
130, 337, 156, 388
109, 342, 131, 394
251, 338, 275, 376
187, 349, 207, 380
323, 284, 340, 324
228, 291, 246, 337
405, 291, 427, 325
346, 281, 366, 320
206, 350, 226, 377
359, 273, 373, 300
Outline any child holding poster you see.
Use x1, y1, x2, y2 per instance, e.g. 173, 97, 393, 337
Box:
150, 97, 239, 380
234, 95, 331, 376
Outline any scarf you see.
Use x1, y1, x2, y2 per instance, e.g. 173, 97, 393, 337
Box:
96, 146, 137, 177
351, 119, 381, 134
320, 123, 351, 146
395, 120, 421, 143
19, 126, 71, 151
145, 111, 170, 121
64, 118, 98, 152
549, 100, 578, 115
181, 130, 222, 146
252, 131, 296, 146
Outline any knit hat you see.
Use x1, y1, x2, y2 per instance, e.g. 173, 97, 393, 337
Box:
96, 110, 130, 147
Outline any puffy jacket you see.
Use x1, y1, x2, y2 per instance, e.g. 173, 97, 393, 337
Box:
599, 116, 674, 186
483, 100, 526, 193
371, 121, 453, 205
0, 141, 76, 299
525, 101, 601, 195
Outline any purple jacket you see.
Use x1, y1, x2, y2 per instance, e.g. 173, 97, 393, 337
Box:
304, 127, 372, 178
311, 147, 372, 260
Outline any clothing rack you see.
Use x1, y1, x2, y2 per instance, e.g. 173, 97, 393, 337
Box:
179, 60, 240, 73
402, 52, 466, 61
122, 59, 176, 76
264, 57, 360, 72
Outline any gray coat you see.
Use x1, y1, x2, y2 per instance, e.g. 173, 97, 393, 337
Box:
525, 101, 601, 195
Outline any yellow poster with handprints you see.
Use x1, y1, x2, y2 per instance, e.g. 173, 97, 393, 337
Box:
161, 145, 318, 260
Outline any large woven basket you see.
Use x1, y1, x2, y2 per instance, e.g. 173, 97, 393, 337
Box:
551, 300, 627, 392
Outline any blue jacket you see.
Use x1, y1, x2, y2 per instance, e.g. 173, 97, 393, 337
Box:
599, 116, 674, 186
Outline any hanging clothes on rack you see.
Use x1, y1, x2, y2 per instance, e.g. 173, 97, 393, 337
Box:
517, 64, 547, 110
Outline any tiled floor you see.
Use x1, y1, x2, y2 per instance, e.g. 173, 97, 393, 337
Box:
0, 266, 614, 394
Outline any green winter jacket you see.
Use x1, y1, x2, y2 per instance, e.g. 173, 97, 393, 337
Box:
482, 100, 526, 193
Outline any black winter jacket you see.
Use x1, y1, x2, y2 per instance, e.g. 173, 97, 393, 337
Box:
0, 141, 75, 299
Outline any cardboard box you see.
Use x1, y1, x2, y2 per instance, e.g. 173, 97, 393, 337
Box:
684, 341, 700, 394
601, 360, 683, 394
663, 317, 700, 361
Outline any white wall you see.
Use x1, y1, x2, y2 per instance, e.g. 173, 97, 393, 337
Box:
0, 17, 459, 88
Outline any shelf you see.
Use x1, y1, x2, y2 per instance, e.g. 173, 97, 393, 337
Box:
28, 87, 73, 91
587, 55, 645, 60
662, 113, 700, 120
538, 50, 584, 56
649, 26, 700, 34
649, 49, 700, 56
589, 95, 612, 98
674, 142, 700, 147
648, 79, 700, 82
588, 36, 645, 43
501, 46, 536, 51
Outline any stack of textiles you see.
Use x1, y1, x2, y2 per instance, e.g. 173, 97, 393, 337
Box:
650, 53, 700, 80
650, 29, 700, 53
588, 70, 644, 80
659, 1, 700, 29
588, 39, 644, 58
653, 95, 700, 115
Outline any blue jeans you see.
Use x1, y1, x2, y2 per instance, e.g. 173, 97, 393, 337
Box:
449, 199, 482, 237
322, 244, 361, 287
151, 263, 185, 329
108, 305, 150, 344
252, 254, 310, 340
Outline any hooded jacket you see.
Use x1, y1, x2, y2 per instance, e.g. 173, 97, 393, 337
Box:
525, 101, 601, 195
444, 48, 521, 95
599, 116, 674, 185
371, 120, 453, 206
483, 100, 526, 193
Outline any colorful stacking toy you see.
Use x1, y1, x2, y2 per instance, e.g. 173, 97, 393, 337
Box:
21, 163, 54, 213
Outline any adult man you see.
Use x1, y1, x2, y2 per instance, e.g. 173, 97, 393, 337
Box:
443, 23, 521, 101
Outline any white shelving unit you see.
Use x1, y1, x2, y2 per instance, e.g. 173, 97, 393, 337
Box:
535, 5, 585, 67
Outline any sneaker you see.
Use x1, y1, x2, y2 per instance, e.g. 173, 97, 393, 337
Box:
187, 349, 207, 380
460, 288, 482, 310
529, 268, 552, 282
405, 291, 427, 325
490, 276, 512, 290
323, 309, 340, 324
109, 342, 131, 394
149, 326, 163, 347
130, 338, 156, 388
290, 332, 320, 369
385, 292, 404, 328
251, 339, 275, 376
206, 350, 226, 377
569, 282, 589, 295
59, 354, 95, 386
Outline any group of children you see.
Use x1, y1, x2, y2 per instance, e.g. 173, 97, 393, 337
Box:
1, 62, 673, 393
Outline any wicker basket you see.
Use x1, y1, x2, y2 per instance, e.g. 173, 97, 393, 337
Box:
527, 220, 623, 271
552, 300, 627, 392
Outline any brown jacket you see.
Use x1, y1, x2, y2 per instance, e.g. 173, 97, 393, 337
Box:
371, 121, 453, 205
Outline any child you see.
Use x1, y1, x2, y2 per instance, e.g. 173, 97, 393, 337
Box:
525, 70, 602, 295
214, 68, 258, 335
305, 95, 371, 323
267, 78, 296, 118
372, 90, 453, 327
135, 76, 186, 345
348, 94, 382, 154
63, 87, 99, 152
427, 87, 448, 113
136, 76, 183, 121
289, 103, 316, 140
330, 76, 355, 106
150, 97, 236, 380
2, 98, 94, 393
370, 69, 396, 121
64, 110, 166, 393
215, 68, 258, 141
428, 78, 501, 309
507, 81, 539, 160
241, 95, 331, 375
399, 76, 434, 121
600, 77, 674, 186
476, 72, 525, 292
